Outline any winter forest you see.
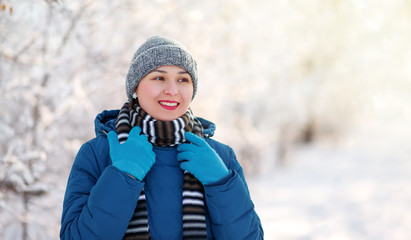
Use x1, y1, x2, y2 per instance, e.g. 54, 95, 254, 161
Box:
1, 0, 411, 239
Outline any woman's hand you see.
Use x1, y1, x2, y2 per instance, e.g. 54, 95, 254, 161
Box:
177, 132, 229, 185
108, 127, 156, 181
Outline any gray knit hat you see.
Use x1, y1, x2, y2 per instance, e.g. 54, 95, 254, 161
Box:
125, 36, 198, 100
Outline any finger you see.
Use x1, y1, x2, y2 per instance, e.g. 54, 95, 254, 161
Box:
177, 143, 197, 153
129, 126, 142, 137
184, 132, 205, 146
140, 133, 149, 142
179, 161, 191, 172
107, 131, 119, 148
177, 151, 195, 162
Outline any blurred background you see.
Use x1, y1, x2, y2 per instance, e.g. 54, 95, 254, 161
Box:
1, 0, 411, 239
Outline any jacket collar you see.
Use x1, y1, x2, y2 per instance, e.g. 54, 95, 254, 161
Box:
94, 110, 119, 137
197, 117, 216, 137
94, 110, 216, 138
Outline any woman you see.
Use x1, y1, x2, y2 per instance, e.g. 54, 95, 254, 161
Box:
60, 36, 263, 239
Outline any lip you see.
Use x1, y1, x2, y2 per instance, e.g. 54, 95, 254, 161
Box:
158, 100, 179, 110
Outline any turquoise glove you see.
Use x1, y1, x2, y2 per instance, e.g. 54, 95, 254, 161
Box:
177, 132, 229, 185
107, 127, 156, 181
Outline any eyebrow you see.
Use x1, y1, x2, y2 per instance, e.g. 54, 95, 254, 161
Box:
151, 69, 189, 75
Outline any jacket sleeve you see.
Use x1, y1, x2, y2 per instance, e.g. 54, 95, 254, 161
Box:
204, 147, 264, 240
60, 141, 144, 240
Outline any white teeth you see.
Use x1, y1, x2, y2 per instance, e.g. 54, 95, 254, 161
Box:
160, 102, 178, 107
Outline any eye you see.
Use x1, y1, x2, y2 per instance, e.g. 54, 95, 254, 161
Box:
153, 76, 165, 81
178, 77, 190, 83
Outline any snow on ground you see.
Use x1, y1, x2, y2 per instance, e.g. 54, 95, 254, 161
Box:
249, 112, 411, 240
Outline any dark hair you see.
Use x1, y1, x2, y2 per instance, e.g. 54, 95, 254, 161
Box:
129, 98, 139, 110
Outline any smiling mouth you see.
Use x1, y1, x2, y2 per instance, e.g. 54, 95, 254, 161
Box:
159, 101, 178, 107
159, 101, 179, 110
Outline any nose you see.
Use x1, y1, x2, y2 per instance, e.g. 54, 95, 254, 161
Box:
164, 81, 178, 96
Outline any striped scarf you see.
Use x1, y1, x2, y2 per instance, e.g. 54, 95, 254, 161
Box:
115, 100, 207, 240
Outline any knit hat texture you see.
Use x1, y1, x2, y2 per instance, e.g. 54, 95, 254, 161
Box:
125, 36, 198, 100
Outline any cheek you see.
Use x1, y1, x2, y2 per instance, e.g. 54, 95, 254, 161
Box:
137, 83, 158, 99
182, 86, 194, 101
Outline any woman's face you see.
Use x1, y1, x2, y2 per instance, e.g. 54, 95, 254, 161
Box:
136, 65, 194, 121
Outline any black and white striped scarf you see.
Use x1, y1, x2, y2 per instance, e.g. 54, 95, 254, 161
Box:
115, 100, 207, 240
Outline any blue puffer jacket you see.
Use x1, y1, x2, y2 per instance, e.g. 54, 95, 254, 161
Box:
60, 110, 263, 239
